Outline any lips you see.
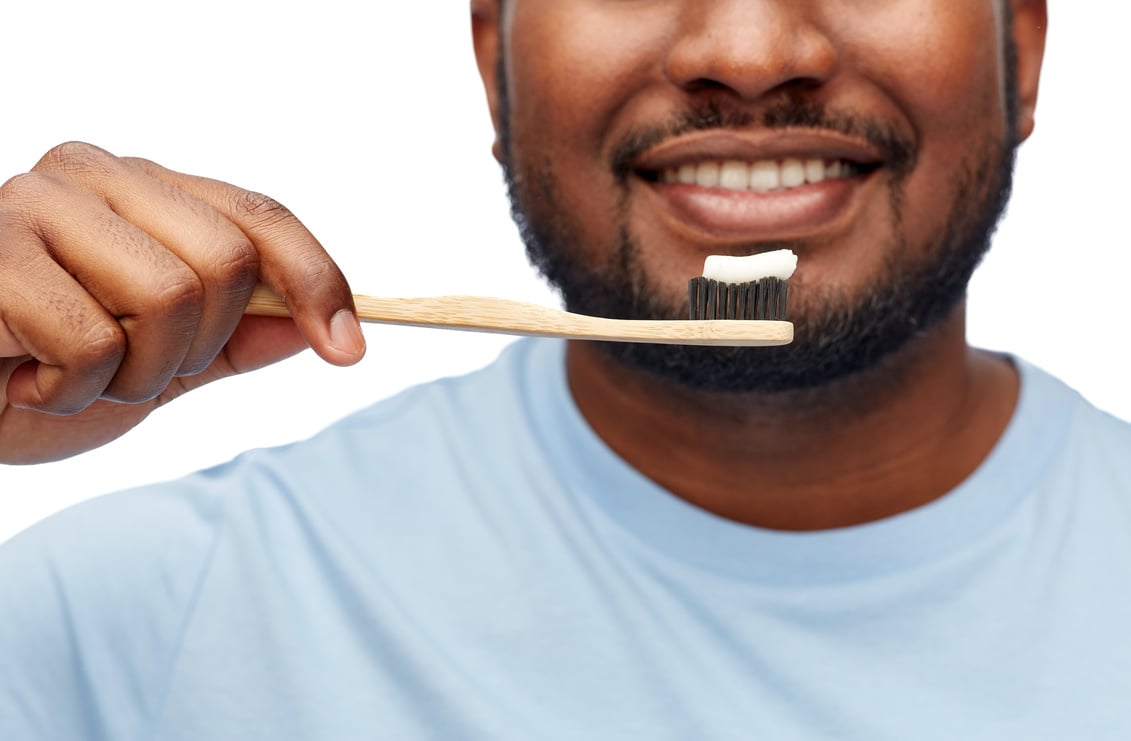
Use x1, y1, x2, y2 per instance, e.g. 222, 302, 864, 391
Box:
629, 130, 884, 244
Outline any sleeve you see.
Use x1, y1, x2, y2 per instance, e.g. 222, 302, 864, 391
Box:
0, 484, 225, 741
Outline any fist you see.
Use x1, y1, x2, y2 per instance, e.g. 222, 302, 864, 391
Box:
0, 142, 364, 464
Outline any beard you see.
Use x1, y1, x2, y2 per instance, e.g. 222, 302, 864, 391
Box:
497, 64, 1019, 395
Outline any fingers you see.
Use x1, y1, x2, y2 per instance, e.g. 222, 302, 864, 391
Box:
123, 157, 366, 367
1, 142, 364, 418
4, 174, 219, 405
0, 217, 125, 413
35, 144, 263, 376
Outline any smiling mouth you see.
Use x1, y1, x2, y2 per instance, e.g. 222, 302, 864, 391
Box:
643, 158, 877, 193
624, 128, 892, 242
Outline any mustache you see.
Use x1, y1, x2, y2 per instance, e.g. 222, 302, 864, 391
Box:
610, 96, 917, 181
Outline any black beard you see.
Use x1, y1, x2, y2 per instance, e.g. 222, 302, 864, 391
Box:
497, 75, 1018, 395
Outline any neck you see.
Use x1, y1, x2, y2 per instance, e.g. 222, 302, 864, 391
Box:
565, 307, 1019, 531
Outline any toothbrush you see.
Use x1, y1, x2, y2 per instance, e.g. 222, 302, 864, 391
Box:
244, 251, 796, 348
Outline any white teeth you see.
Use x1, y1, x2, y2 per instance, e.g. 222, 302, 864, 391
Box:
660, 158, 856, 192
750, 161, 780, 192
804, 158, 826, 184
696, 162, 720, 187
719, 161, 749, 190
780, 159, 806, 189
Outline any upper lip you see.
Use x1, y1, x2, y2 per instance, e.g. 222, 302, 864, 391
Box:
630, 129, 887, 173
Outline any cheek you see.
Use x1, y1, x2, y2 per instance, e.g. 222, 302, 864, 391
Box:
505, 3, 675, 256
506, 2, 671, 159
834, 2, 1008, 237
842, 2, 1006, 144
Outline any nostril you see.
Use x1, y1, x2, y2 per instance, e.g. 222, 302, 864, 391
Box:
663, 10, 839, 101
682, 78, 736, 95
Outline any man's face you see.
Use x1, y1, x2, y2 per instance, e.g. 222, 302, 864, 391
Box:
475, 0, 1045, 392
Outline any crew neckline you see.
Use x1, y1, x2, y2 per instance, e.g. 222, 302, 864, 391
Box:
521, 339, 1079, 586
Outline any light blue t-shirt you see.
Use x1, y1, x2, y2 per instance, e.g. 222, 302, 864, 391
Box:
3, 338, 1131, 740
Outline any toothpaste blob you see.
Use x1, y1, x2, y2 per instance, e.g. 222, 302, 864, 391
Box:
688, 249, 794, 320
702, 249, 797, 283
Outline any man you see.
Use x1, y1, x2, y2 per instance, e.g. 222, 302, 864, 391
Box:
3, 0, 1128, 738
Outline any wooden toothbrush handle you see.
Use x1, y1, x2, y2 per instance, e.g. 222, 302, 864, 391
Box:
244, 284, 793, 347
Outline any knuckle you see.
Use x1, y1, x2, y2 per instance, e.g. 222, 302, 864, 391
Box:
299, 251, 338, 282
119, 156, 167, 182
34, 141, 116, 179
230, 189, 294, 227
207, 235, 260, 287
0, 173, 65, 237
148, 270, 206, 318
73, 319, 127, 375
288, 253, 342, 299
0, 171, 56, 208
119, 155, 157, 171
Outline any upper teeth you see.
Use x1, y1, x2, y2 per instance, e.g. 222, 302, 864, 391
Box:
660, 158, 854, 192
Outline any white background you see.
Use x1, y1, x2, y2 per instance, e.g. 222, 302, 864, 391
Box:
1, 2, 1127, 542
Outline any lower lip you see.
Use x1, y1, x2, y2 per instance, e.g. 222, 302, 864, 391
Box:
640, 174, 871, 243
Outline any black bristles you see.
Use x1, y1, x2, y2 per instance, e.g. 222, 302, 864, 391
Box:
688, 277, 789, 321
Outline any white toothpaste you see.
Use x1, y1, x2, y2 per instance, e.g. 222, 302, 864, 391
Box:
702, 249, 797, 283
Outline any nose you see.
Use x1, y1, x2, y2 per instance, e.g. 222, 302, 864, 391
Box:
664, 0, 839, 100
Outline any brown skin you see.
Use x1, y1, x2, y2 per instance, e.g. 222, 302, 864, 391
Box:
473, 0, 1048, 530
0, 2, 1045, 539
0, 143, 365, 464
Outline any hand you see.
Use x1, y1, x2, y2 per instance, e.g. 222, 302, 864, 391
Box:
0, 142, 366, 465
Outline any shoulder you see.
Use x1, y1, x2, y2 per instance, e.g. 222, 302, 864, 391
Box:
0, 339, 565, 736
1015, 358, 1131, 502
1014, 358, 1131, 435
0, 481, 227, 738
1027, 361, 1131, 453
0, 337, 557, 621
